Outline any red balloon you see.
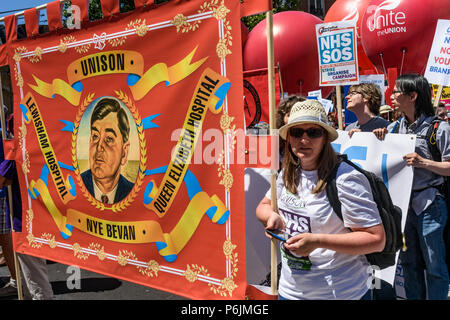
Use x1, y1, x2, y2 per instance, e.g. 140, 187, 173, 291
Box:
241, 21, 249, 48
361, 0, 450, 75
243, 11, 333, 98
324, 0, 379, 75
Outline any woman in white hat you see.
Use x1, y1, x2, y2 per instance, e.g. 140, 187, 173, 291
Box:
256, 99, 385, 300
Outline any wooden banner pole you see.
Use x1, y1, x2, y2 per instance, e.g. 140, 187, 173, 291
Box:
336, 85, 343, 130
277, 62, 285, 102
434, 84, 444, 108
266, 9, 278, 296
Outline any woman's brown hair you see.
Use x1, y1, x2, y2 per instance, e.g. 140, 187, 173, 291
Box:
282, 131, 338, 195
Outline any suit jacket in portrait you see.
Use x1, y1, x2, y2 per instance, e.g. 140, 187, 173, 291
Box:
81, 169, 134, 203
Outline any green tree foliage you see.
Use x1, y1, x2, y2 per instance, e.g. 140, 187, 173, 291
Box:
87, 0, 136, 21
89, 0, 102, 21
62, 0, 170, 26
61, 0, 301, 29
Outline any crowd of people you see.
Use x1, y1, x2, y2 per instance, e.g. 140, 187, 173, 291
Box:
0, 72, 448, 300
257, 73, 450, 300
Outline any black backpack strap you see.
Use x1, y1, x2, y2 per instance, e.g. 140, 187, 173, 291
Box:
325, 155, 347, 221
425, 117, 442, 162
326, 156, 373, 222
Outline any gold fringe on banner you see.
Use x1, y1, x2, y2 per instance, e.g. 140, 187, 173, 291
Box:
21, 92, 75, 204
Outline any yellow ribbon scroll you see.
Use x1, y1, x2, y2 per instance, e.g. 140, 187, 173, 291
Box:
29, 76, 82, 106
28, 47, 207, 105
21, 92, 75, 204
64, 190, 228, 262
66, 50, 144, 84
29, 179, 73, 237
129, 46, 208, 101
66, 209, 165, 244
147, 68, 229, 218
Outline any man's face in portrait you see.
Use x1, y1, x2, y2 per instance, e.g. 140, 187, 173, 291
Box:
89, 111, 130, 181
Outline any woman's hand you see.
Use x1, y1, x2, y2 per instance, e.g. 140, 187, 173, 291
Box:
265, 211, 285, 230
283, 233, 320, 257
264, 211, 286, 240
283, 225, 385, 256
256, 196, 286, 240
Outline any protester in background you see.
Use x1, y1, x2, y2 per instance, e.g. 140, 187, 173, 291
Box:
0, 123, 18, 297
373, 74, 450, 300
436, 102, 448, 122
345, 83, 389, 137
345, 85, 396, 300
276, 95, 306, 129
392, 109, 403, 122
256, 100, 385, 300
0, 115, 54, 300
327, 111, 339, 129
379, 105, 393, 122
276, 95, 306, 166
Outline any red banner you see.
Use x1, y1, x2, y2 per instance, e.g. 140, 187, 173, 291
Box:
240, 0, 272, 17
8, 0, 248, 300
243, 68, 281, 129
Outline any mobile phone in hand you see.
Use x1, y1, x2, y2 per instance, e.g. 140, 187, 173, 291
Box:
265, 229, 292, 242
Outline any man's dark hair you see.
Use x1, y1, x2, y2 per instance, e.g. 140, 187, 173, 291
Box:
91, 98, 130, 142
395, 74, 434, 120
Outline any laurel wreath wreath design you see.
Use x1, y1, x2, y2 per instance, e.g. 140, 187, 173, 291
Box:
71, 91, 147, 213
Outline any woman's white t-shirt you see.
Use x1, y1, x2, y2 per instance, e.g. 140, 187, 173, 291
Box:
266, 162, 382, 300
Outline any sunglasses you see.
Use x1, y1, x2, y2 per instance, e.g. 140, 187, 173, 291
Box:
289, 127, 325, 139
347, 91, 361, 96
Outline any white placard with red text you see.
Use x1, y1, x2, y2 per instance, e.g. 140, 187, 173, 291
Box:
424, 19, 450, 86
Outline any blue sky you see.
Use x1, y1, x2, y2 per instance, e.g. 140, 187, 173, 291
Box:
0, 0, 52, 21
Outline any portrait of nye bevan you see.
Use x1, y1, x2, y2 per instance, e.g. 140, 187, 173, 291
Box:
76, 97, 140, 204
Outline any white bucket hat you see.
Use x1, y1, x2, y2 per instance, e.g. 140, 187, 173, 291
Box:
279, 99, 338, 142
379, 105, 393, 115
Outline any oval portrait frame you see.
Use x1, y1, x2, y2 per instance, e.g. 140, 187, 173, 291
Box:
72, 91, 147, 212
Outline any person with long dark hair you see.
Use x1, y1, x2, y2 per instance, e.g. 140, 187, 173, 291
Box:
374, 74, 450, 300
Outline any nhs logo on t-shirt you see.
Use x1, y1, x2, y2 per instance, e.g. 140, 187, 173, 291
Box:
279, 208, 311, 234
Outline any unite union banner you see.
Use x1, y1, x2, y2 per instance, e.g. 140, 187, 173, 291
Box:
8, 0, 248, 299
